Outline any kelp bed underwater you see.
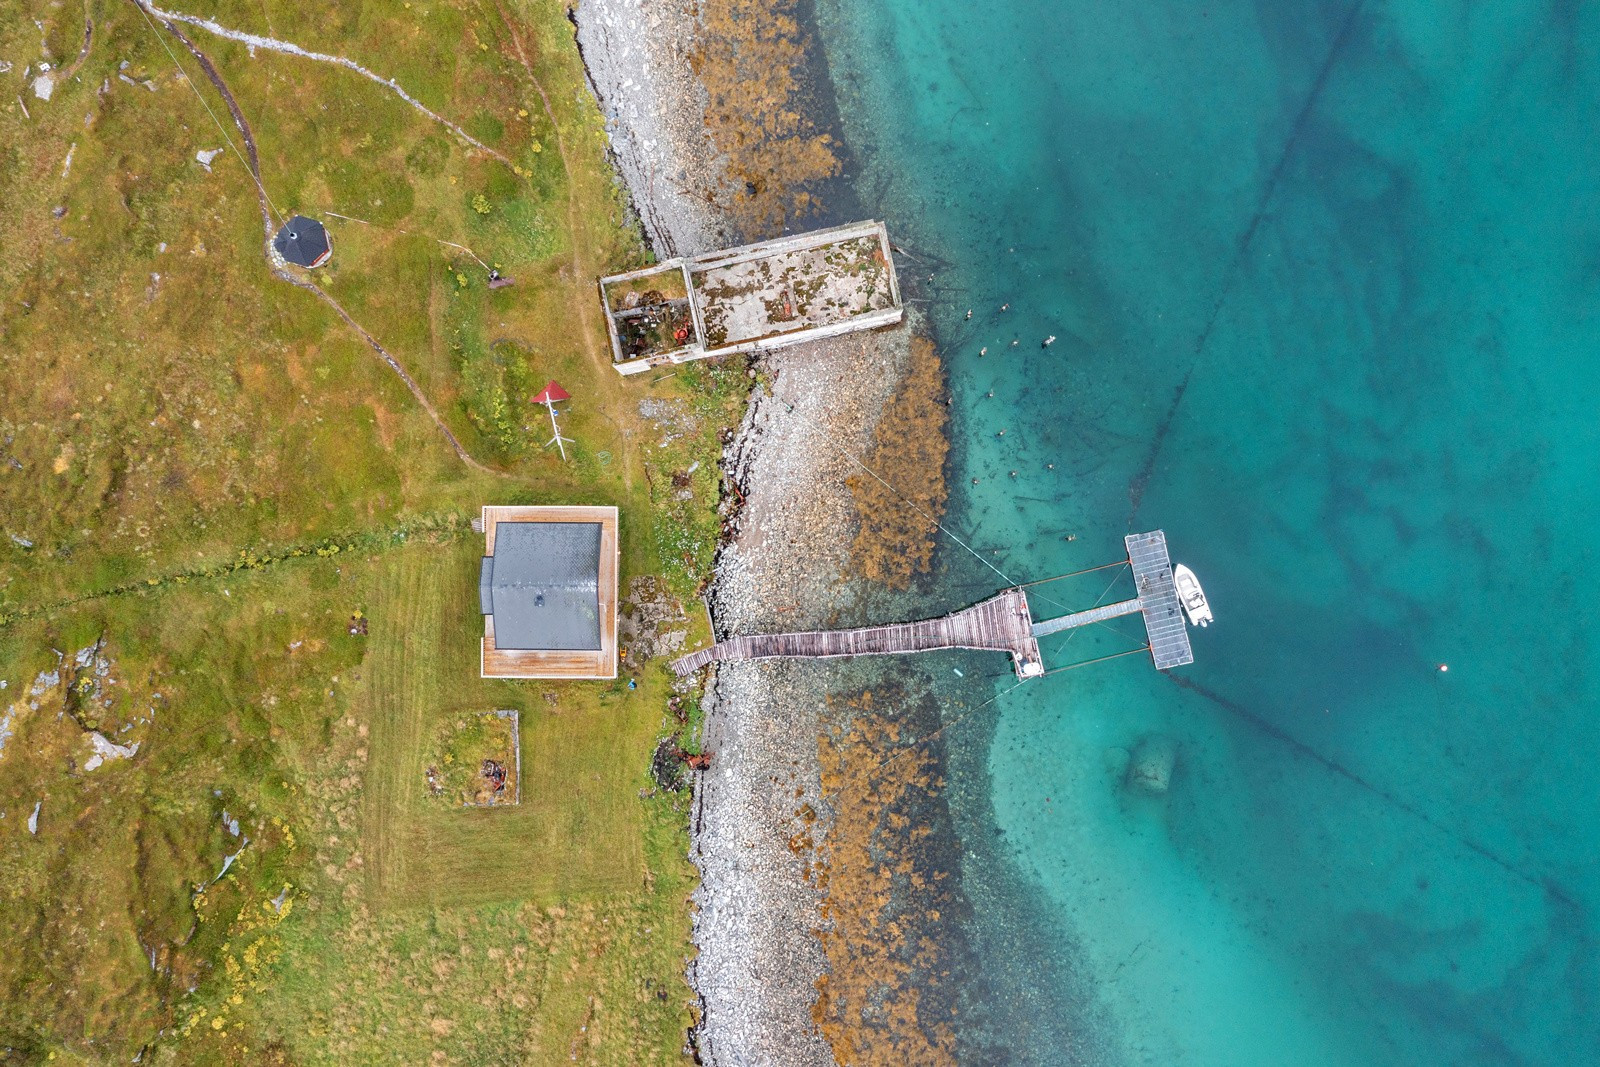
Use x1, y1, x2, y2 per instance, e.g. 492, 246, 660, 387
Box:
797, 680, 992, 1066
689, 0, 844, 237
845, 335, 950, 589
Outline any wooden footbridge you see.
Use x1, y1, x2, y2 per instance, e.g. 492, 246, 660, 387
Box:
671, 531, 1198, 679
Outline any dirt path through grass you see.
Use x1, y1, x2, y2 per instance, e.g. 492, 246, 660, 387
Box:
131, 0, 506, 477
139, 1, 512, 164
56, 1, 95, 81
491, 0, 646, 492
496, 0, 652, 495
493, 0, 606, 379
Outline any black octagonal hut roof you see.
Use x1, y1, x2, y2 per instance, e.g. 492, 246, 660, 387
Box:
273, 215, 331, 268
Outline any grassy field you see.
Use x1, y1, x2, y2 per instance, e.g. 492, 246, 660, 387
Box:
0, 0, 739, 1061
359, 541, 653, 908
424, 709, 520, 808
0, 546, 706, 1063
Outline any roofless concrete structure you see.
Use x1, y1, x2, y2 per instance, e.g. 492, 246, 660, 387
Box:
477, 506, 618, 679
671, 532, 1199, 679
599, 220, 903, 375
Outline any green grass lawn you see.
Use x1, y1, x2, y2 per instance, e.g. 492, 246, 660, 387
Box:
359, 540, 653, 909
0, 542, 703, 1063
0, 0, 742, 1061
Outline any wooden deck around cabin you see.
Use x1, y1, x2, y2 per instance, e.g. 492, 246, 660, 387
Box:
480, 506, 619, 680
671, 589, 1042, 678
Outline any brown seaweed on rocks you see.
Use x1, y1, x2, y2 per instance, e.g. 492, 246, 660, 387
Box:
845, 335, 950, 589
690, 0, 843, 235
806, 683, 966, 1065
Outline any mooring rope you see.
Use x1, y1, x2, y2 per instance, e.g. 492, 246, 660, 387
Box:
831, 441, 1020, 589
1018, 560, 1129, 587
1045, 565, 1133, 662
1041, 644, 1150, 676
830, 439, 1098, 618
853, 675, 1030, 787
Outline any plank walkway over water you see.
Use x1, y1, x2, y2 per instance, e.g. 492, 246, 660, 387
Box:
1030, 596, 1143, 637
669, 531, 1197, 679
671, 589, 1043, 678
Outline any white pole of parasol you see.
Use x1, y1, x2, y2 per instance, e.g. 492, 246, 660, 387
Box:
545, 398, 571, 460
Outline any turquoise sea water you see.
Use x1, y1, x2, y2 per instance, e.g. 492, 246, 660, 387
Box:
812, 1, 1600, 1062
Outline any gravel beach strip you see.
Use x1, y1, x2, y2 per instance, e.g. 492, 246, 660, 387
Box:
573, 3, 919, 1061
690, 335, 913, 1064
571, 0, 726, 256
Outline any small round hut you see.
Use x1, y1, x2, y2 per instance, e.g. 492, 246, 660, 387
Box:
273, 215, 332, 268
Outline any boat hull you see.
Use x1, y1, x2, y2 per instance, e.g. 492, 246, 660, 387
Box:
1172, 564, 1213, 627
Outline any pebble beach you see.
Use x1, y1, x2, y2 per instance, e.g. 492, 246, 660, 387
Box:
574, 1, 923, 1060
571, 0, 723, 257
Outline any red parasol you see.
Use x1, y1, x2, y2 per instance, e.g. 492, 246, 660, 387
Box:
532, 381, 570, 404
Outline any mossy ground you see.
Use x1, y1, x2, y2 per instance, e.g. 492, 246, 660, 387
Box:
0, 0, 740, 1061
425, 710, 518, 808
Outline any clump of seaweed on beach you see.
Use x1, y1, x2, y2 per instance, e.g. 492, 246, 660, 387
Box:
690, 0, 843, 235
846, 336, 950, 588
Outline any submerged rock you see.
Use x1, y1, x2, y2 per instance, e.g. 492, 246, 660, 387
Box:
1125, 734, 1179, 795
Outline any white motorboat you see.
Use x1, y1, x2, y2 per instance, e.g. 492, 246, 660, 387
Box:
1172, 564, 1213, 627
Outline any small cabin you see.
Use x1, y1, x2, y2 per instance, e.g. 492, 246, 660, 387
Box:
477, 506, 618, 679
273, 215, 332, 269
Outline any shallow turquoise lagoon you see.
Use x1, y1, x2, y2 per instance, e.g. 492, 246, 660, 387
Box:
813, 1, 1600, 1062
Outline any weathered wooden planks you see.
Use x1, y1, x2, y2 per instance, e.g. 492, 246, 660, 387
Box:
670, 589, 1040, 678
668, 531, 1195, 681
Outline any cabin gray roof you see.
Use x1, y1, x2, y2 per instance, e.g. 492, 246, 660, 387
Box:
273, 215, 331, 268
479, 522, 602, 651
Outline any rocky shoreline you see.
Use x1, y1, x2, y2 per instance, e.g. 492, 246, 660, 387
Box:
571, 0, 725, 256
690, 331, 917, 1064
573, 1, 925, 1061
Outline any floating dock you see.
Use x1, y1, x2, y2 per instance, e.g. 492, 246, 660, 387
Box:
1124, 530, 1194, 669
671, 531, 1197, 678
